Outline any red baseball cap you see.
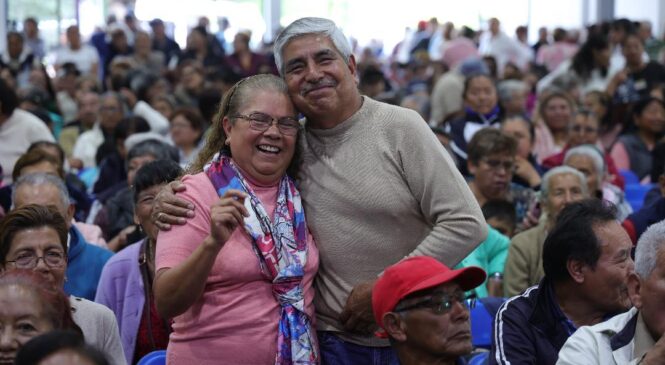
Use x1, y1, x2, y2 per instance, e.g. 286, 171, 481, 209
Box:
372, 256, 486, 336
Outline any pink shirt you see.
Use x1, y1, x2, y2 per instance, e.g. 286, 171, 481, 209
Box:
156, 173, 319, 365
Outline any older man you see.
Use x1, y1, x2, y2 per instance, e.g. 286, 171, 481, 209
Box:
12, 173, 113, 300
154, 17, 487, 364
557, 220, 665, 365
492, 199, 634, 365
503, 166, 588, 296
372, 256, 486, 365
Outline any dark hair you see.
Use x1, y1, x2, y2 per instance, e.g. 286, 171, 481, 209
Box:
133, 159, 183, 203
632, 96, 665, 121
0, 77, 19, 116
502, 115, 535, 141
113, 116, 151, 142
0, 270, 81, 338
482, 199, 517, 226
571, 34, 609, 80
15, 330, 108, 365
553, 28, 567, 42
621, 32, 644, 47
542, 199, 618, 283
0, 205, 69, 262
611, 18, 635, 34
651, 141, 665, 181
170, 107, 206, 145
197, 87, 222, 125
12, 149, 64, 182
538, 91, 574, 120
7, 31, 24, 43
467, 128, 517, 164
463, 73, 495, 100
24, 17, 38, 26
127, 139, 179, 164
28, 141, 66, 166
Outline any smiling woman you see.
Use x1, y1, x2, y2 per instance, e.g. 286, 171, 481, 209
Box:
154, 74, 319, 365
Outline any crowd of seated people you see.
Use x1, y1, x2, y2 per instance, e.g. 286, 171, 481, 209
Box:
0, 9, 664, 365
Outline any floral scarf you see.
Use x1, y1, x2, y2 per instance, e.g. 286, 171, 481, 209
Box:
204, 153, 317, 364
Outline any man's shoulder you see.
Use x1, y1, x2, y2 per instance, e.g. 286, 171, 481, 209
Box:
500, 285, 541, 314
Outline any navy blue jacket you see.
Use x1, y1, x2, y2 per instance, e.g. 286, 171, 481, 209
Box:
490, 278, 571, 365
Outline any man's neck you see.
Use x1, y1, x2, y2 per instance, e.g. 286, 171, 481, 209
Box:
554, 281, 607, 327
307, 94, 363, 130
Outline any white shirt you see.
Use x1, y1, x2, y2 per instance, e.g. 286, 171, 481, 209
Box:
0, 109, 55, 184
72, 124, 104, 168
54, 44, 99, 75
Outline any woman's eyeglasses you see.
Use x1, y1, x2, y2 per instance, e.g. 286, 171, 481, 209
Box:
5, 251, 67, 269
233, 112, 301, 136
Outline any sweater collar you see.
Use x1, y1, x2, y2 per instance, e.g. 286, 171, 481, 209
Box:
304, 96, 373, 146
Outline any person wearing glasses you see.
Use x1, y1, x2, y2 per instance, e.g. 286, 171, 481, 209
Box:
466, 128, 537, 228
492, 199, 634, 365
503, 166, 589, 297
154, 74, 319, 364
0, 204, 125, 365
372, 256, 486, 365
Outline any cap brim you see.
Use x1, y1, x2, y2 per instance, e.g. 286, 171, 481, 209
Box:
405, 266, 487, 297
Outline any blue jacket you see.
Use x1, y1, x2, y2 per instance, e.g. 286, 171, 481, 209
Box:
64, 226, 113, 300
490, 278, 572, 365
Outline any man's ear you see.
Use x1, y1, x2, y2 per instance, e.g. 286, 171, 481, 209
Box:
383, 312, 407, 342
347, 54, 358, 84
567, 259, 586, 284
66, 204, 75, 222
627, 272, 643, 309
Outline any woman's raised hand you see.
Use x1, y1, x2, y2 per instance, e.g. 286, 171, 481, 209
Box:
207, 189, 250, 248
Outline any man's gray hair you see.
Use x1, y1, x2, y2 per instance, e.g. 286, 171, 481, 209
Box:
635, 220, 665, 278
564, 145, 605, 189
273, 17, 352, 76
12, 173, 71, 210
540, 165, 588, 202
497, 80, 527, 102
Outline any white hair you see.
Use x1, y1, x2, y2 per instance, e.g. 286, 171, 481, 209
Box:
635, 220, 665, 278
497, 79, 527, 102
564, 145, 605, 189
12, 173, 71, 210
540, 165, 588, 202
273, 17, 352, 76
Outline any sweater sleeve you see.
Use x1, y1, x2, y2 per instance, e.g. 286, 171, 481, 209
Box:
396, 112, 488, 267
99, 305, 128, 365
133, 100, 170, 135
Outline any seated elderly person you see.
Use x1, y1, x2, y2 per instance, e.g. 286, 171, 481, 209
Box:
503, 166, 589, 297
564, 145, 632, 220
466, 128, 537, 227
557, 220, 665, 364
12, 173, 113, 300
0, 204, 124, 364
497, 79, 528, 117
372, 256, 486, 365
492, 199, 634, 365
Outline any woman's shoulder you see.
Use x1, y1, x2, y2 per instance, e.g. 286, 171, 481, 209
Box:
179, 172, 217, 199
71, 296, 116, 322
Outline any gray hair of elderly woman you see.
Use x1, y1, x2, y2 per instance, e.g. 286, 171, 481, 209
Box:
273, 17, 352, 76
635, 220, 665, 278
539, 165, 588, 203
564, 145, 606, 187
11, 173, 71, 210
126, 139, 179, 170
497, 79, 527, 103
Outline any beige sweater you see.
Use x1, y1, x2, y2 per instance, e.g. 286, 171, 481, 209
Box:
298, 97, 487, 346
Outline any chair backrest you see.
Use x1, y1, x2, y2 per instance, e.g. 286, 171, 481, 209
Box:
137, 350, 167, 365
625, 183, 655, 211
619, 169, 640, 185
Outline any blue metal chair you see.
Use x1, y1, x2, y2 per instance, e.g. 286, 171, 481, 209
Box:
625, 184, 655, 212
470, 299, 494, 349
619, 169, 640, 185
137, 350, 166, 365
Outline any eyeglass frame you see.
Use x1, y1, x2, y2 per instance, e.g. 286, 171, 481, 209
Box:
393, 290, 476, 315
5, 250, 67, 269
231, 112, 302, 136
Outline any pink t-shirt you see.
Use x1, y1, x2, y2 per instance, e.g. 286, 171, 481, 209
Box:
156, 172, 319, 365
